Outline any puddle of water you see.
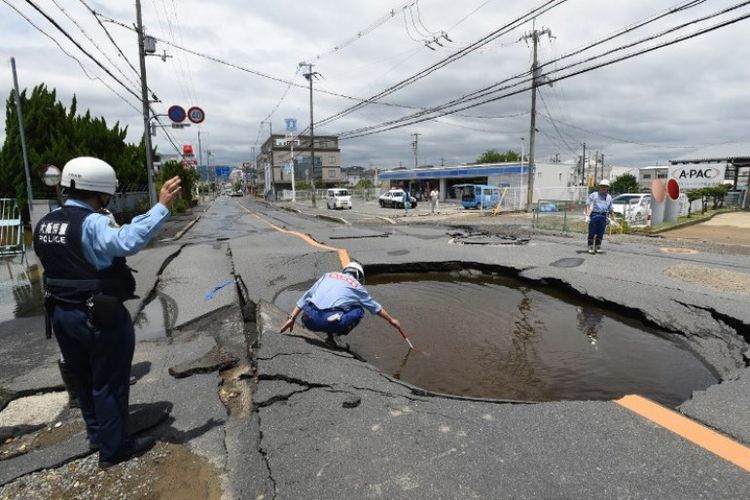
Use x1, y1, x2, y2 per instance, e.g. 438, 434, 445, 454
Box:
0, 255, 44, 320
133, 293, 171, 340
276, 272, 717, 406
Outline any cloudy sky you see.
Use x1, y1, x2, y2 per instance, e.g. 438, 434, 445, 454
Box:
1, 0, 749, 170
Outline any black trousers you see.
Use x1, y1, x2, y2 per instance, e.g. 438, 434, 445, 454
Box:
52, 302, 135, 463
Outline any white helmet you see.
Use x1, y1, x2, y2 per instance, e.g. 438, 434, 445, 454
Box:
342, 261, 365, 283
61, 157, 118, 195
598, 179, 610, 187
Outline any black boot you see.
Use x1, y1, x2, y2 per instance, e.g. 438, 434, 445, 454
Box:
58, 359, 80, 408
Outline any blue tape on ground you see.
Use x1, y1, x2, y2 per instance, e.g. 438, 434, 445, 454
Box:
205, 279, 236, 301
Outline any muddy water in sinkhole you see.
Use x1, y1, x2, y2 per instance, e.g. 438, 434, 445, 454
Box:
275, 271, 718, 406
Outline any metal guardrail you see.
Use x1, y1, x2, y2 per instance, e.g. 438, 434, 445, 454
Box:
0, 198, 25, 255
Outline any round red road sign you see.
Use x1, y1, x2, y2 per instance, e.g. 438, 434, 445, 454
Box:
187, 106, 205, 124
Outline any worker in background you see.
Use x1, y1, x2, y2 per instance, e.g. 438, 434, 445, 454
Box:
34, 156, 182, 469
279, 261, 407, 345
584, 179, 614, 254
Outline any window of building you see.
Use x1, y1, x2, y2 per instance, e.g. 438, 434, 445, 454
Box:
537, 172, 542, 178
643, 174, 652, 179
327, 169, 337, 178
656, 172, 667, 179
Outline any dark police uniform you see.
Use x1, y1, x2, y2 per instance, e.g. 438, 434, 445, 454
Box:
34, 199, 169, 464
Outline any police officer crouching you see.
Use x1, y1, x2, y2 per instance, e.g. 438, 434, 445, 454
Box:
34, 157, 182, 469
279, 261, 407, 345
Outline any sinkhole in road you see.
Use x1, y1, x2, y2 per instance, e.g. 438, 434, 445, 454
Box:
275, 270, 718, 406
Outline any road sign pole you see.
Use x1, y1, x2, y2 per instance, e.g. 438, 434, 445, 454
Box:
291, 140, 296, 203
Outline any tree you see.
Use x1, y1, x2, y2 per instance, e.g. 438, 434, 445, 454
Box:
356, 178, 373, 189
610, 174, 639, 195
155, 160, 198, 203
476, 149, 520, 164
0, 84, 150, 220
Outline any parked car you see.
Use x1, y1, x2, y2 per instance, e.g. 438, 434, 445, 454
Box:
378, 189, 418, 208
229, 190, 244, 197
536, 201, 559, 212
611, 193, 651, 224
326, 188, 352, 209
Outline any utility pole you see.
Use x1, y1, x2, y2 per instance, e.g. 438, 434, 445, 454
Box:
600, 154, 605, 181
135, 0, 157, 206
197, 130, 203, 168
520, 137, 525, 210
522, 23, 552, 210
580, 142, 586, 186
594, 151, 599, 183
411, 133, 421, 169
10, 57, 33, 215
299, 62, 319, 207
260, 120, 273, 198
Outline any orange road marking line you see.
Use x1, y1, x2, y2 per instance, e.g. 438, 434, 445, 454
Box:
616, 395, 750, 473
238, 204, 349, 267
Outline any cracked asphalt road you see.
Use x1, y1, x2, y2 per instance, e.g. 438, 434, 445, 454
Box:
2, 196, 748, 499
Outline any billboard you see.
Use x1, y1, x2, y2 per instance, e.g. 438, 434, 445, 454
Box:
668, 163, 726, 189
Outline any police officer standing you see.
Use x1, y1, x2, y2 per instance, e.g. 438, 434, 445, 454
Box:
584, 179, 614, 254
279, 261, 408, 345
34, 157, 182, 468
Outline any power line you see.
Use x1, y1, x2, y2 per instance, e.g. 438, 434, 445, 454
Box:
537, 110, 694, 150
18, 0, 141, 101
315, 0, 568, 128
339, 0, 721, 137
77, 0, 148, 92
337, 2, 750, 139
2, 0, 141, 113
49, 0, 141, 90
537, 89, 577, 155
308, 0, 416, 61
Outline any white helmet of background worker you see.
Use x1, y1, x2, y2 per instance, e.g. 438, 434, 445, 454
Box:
61, 156, 118, 195
598, 179, 610, 187
342, 261, 365, 283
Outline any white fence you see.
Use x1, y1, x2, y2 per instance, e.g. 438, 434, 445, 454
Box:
0, 199, 24, 255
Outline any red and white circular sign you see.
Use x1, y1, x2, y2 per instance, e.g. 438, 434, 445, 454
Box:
187, 106, 205, 124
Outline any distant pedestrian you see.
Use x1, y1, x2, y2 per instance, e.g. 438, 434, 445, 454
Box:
403, 189, 411, 215
279, 262, 408, 345
584, 179, 614, 254
430, 188, 440, 214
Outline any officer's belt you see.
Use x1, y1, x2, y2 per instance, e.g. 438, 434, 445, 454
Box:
44, 277, 102, 291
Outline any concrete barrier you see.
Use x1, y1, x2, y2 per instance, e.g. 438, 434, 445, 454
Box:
664, 178, 681, 222
650, 179, 666, 226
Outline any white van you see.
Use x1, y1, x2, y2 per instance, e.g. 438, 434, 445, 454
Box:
326, 188, 352, 210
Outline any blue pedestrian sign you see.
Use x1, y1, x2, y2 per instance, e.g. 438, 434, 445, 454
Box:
284, 118, 298, 133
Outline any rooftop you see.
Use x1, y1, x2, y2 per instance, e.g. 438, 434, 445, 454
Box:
670, 142, 750, 163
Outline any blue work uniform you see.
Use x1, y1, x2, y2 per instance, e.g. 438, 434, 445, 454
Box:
296, 272, 382, 335
34, 199, 170, 464
587, 191, 613, 246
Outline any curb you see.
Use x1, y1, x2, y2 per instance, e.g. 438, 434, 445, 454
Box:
316, 213, 349, 225
160, 215, 200, 242
647, 209, 738, 234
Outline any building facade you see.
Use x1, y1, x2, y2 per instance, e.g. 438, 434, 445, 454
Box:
256, 134, 342, 195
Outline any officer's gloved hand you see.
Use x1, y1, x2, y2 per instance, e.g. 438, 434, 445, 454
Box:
585, 215, 590, 223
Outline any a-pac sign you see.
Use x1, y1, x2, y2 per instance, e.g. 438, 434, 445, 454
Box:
669, 163, 726, 189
